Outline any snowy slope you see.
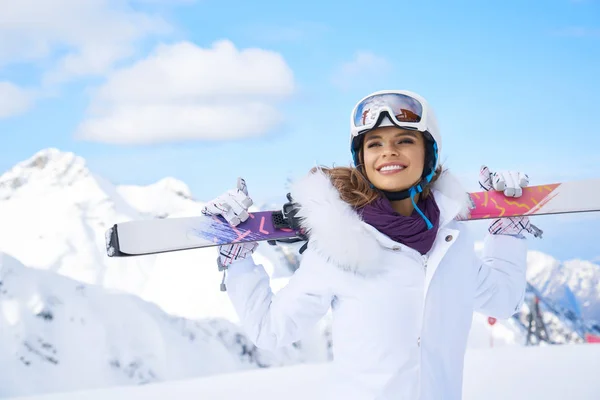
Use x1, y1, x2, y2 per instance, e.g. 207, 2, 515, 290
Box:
5, 344, 600, 400
527, 250, 600, 323
0, 252, 304, 399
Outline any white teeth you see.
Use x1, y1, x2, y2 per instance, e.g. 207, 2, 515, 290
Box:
380, 165, 404, 172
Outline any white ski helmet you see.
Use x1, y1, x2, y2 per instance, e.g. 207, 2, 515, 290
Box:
349, 89, 441, 174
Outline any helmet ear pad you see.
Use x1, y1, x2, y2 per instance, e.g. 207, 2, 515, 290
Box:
351, 134, 364, 168
422, 134, 437, 180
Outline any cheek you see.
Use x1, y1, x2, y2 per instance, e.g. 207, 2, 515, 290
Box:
411, 147, 426, 174
405, 144, 424, 162
362, 149, 377, 171
415, 147, 426, 164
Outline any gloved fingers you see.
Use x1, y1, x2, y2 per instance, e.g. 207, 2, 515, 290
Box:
219, 241, 258, 265
492, 171, 506, 192
508, 170, 530, 197
222, 204, 245, 226
479, 165, 494, 191
203, 197, 245, 226
509, 216, 529, 228
237, 177, 249, 196
203, 178, 253, 227
518, 172, 529, 188
489, 216, 536, 235
235, 177, 253, 209
501, 172, 518, 197
224, 190, 251, 223
480, 167, 530, 198
203, 200, 232, 217
494, 171, 529, 197
488, 218, 504, 235
230, 186, 253, 210
488, 215, 541, 238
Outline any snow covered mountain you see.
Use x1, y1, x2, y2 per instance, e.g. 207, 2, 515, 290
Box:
1, 148, 599, 397
527, 251, 600, 323
501, 252, 600, 346
0, 251, 305, 398
0, 148, 297, 321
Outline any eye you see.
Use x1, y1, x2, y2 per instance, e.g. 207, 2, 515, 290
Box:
366, 142, 381, 148
398, 138, 415, 145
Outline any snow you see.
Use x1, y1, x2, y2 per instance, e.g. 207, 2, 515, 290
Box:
0, 149, 299, 323
4, 344, 600, 400
527, 251, 600, 322
1, 148, 600, 399
116, 177, 195, 218
0, 252, 304, 398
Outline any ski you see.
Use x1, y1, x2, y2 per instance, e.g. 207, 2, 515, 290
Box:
459, 178, 600, 220
105, 210, 299, 257
106, 178, 600, 257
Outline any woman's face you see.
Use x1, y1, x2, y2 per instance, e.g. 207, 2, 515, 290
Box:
362, 126, 426, 192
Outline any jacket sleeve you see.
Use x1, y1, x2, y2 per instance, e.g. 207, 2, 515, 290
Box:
224, 247, 334, 351
473, 233, 528, 318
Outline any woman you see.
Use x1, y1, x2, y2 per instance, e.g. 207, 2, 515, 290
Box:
203, 90, 541, 399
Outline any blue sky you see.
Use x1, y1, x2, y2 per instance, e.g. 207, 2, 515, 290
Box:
1, 0, 599, 261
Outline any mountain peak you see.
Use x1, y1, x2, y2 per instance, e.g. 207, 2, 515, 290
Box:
22, 147, 84, 171
152, 177, 193, 200
0, 148, 90, 199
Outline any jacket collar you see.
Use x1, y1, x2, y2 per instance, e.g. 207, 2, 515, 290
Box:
289, 168, 472, 275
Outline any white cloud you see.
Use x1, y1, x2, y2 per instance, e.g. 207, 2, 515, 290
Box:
332, 51, 392, 89
0, 82, 34, 118
75, 40, 295, 144
0, 0, 171, 84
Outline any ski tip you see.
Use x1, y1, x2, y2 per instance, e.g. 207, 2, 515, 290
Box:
105, 224, 124, 257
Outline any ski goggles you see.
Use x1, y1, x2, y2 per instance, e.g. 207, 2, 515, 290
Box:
350, 91, 427, 137
349, 90, 441, 166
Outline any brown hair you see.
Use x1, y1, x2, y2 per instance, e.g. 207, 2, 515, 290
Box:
310, 143, 443, 209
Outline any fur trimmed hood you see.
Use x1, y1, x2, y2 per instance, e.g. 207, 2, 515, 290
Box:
288, 168, 473, 275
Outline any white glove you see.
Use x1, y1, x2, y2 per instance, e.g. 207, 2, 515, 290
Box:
479, 166, 543, 238
202, 178, 259, 291
202, 177, 253, 226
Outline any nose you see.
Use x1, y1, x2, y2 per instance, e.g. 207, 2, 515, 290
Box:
381, 144, 399, 157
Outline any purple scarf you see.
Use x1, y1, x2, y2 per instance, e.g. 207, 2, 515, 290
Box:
357, 194, 441, 255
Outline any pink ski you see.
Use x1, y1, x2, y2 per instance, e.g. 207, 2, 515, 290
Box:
461, 179, 600, 220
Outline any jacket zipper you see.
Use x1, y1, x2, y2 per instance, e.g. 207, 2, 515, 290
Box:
389, 243, 429, 274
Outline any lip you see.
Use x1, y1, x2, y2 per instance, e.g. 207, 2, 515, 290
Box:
376, 162, 407, 171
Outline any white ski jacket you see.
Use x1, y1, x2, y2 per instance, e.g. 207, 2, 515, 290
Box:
225, 169, 527, 400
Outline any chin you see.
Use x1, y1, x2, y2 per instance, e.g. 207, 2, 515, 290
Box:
373, 180, 413, 192
370, 173, 421, 193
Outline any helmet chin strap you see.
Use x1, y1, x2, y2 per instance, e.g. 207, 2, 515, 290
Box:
380, 184, 418, 201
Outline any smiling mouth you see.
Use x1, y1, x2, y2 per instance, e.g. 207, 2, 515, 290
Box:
377, 164, 406, 173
